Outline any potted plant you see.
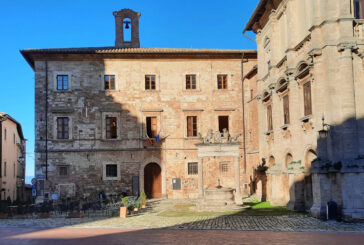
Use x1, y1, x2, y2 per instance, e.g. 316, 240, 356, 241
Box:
128, 204, 135, 214
140, 191, 147, 209
120, 197, 128, 218
134, 202, 140, 212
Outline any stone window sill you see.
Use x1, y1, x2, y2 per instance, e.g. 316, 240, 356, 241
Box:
299, 114, 312, 122
280, 124, 290, 130
264, 130, 273, 136
185, 137, 199, 140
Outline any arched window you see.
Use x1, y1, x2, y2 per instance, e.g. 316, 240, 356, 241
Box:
268, 156, 275, 167
285, 153, 293, 169
305, 150, 317, 169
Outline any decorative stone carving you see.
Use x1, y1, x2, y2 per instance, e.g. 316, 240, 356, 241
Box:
214, 131, 222, 143
198, 129, 238, 144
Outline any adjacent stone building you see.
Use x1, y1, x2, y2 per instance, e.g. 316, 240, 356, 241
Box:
0, 113, 26, 202
244, 0, 364, 220
21, 9, 257, 202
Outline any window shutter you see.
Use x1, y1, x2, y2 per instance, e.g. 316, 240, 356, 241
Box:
267, 105, 273, 131
187, 116, 192, 137
304, 82, 312, 116
151, 117, 157, 138
283, 95, 290, 124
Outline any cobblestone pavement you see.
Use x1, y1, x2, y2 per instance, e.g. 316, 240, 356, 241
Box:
0, 200, 363, 233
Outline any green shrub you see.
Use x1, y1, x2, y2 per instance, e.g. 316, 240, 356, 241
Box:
121, 197, 129, 207
140, 191, 147, 205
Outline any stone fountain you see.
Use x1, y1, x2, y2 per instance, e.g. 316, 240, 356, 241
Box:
204, 179, 235, 206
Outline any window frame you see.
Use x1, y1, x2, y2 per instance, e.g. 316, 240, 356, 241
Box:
188, 162, 198, 175
217, 74, 228, 90
104, 75, 116, 90
145, 75, 156, 90
218, 115, 229, 134
283, 94, 290, 125
56, 75, 69, 91
187, 116, 198, 137
185, 74, 197, 90
303, 81, 312, 116
56, 117, 70, 140
106, 164, 118, 177
58, 165, 69, 177
267, 104, 273, 131
146, 116, 158, 138
102, 163, 121, 180
354, 0, 364, 19
53, 72, 72, 91
106, 116, 118, 139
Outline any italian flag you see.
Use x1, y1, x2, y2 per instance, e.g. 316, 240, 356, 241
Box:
146, 134, 153, 145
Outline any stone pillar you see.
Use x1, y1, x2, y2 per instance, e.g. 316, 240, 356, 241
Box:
198, 157, 204, 198
335, 46, 358, 160
234, 156, 242, 204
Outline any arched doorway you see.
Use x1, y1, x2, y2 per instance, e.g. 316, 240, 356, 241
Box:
144, 162, 162, 198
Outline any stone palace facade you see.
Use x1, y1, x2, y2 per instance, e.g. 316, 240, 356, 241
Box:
244, 0, 364, 220
21, 9, 258, 203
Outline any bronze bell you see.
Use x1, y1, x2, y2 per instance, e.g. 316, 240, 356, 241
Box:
124, 21, 130, 29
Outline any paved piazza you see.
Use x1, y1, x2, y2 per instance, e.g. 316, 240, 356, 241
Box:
1, 228, 364, 245
0, 200, 363, 233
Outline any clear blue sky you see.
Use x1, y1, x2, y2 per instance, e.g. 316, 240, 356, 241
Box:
0, 0, 258, 183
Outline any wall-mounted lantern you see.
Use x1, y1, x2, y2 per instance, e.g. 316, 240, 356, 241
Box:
318, 115, 331, 138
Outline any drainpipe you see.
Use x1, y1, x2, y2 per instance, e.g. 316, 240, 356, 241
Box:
241, 53, 247, 174
45, 61, 48, 180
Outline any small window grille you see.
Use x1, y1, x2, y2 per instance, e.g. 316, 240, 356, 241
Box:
188, 162, 198, 175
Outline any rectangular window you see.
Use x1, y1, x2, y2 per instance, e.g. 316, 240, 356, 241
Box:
218, 116, 229, 133
187, 116, 197, 137
250, 89, 254, 100
106, 164, 118, 177
267, 104, 273, 131
13, 163, 15, 178
188, 162, 198, 175
106, 117, 117, 139
186, 74, 196, 90
283, 95, 290, 124
4, 128, 6, 140
146, 117, 157, 138
13, 133, 15, 144
355, 0, 364, 19
220, 162, 229, 173
57, 75, 69, 90
59, 166, 68, 177
104, 75, 115, 90
217, 74, 228, 89
303, 82, 312, 116
4, 162, 6, 177
145, 75, 156, 90
56, 117, 69, 139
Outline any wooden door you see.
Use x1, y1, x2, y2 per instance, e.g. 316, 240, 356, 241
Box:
144, 162, 162, 198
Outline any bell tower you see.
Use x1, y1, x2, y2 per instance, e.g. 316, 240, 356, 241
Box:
113, 9, 141, 48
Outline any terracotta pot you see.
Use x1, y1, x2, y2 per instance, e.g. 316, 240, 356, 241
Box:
120, 207, 127, 218
141, 204, 146, 209
68, 211, 83, 218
